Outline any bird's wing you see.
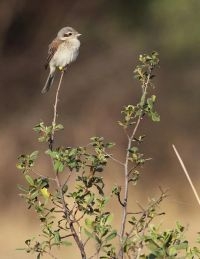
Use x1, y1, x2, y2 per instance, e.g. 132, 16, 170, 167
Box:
45, 38, 62, 69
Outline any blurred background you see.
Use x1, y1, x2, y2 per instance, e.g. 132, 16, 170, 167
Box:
1, 0, 200, 258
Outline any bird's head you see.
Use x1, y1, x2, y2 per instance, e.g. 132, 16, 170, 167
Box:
57, 27, 81, 41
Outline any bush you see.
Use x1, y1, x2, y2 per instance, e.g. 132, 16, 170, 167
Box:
17, 52, 200, 259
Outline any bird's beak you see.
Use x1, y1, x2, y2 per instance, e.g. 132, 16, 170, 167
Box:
76, 33, 82, 37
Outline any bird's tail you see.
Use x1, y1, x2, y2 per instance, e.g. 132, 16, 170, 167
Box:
41, 72, 55, 94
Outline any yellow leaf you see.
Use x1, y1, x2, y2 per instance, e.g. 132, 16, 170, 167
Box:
40, 187, 50, 199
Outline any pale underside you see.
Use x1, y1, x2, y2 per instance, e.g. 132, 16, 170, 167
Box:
49, 39, 80, 73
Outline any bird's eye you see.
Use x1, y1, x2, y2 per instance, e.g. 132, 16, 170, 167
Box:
64, 32, 72, 37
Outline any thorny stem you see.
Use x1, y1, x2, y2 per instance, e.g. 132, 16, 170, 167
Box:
119, 71, 152, 259
50, 71, 87, 259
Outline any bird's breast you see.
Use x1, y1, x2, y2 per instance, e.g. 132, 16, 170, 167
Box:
51, 39, 80, 68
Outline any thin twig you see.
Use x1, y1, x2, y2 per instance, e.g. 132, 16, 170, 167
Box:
104, 152, 124, 166
172, 144, 200, 207
71, 211, 86, 223
47, 251, 59, 259
117, 192, 125, 207
60, 234, 73, 239
88, 245, 101, 259
83, 237, 90, 247
31, 169, 55, 181
63, 171, 72, 186
126, 211, 143, 215
127, 189, 167, 240
52, 199, 63, 209
49, 70, 64, 150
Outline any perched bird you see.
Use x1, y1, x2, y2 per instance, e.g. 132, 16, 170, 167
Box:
41, 27, 81, 94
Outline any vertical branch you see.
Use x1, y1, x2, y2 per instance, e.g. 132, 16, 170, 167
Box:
119, 72, 151, 258
49, 70, 64, 150
119, 117, 142, 259
49, 71, 87, 259
120, 116, 142, 236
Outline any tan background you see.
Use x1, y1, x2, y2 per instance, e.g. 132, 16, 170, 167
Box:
0, 1, 200, 258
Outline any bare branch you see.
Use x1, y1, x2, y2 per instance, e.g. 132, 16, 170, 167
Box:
49, 70, 64, 150
31, 169, 55, 181
104, 152, 124, 166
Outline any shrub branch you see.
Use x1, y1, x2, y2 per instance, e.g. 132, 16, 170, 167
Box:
50, 71, 87, 259
49, 70, 64, 150
119, 70, 152, 259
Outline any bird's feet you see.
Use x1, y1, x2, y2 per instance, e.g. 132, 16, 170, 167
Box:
58, 65, 68, 72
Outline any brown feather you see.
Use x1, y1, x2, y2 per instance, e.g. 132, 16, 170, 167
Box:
44, 38, 63, 69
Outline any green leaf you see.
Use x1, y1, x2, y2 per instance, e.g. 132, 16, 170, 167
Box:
105, 214, 114, 224
147, 254, 157, 259
25, 239, 31, 245
61, 241, 72, 246
33, 123, 44, 132
53, 161, 63, 172
105, 231, 117, 242
174, 241, 188, 250
30, 190, 39, 199
117, 121, 126, 127
25, 175, 34, 186
151, 112, 160, 122
30, 151, 39, 160
84, 228, 94, 238
95, 184, 104, 195
105, 142, 115, 148
58, 163, 65, 173
55, 124, 64, 130
129, 146, 138, 153
86, 194, 94, 204
168, 246, 177, 256
146, 238, 160, 251
62, 183, 68, 194
68, 148, 77, 156
151, 95, 156, 102
17, 184, 28, 192
85, 218, 93, 229
54, 231, 61, 244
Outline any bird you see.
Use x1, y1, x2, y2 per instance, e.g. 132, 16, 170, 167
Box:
41, 27, 81, 94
